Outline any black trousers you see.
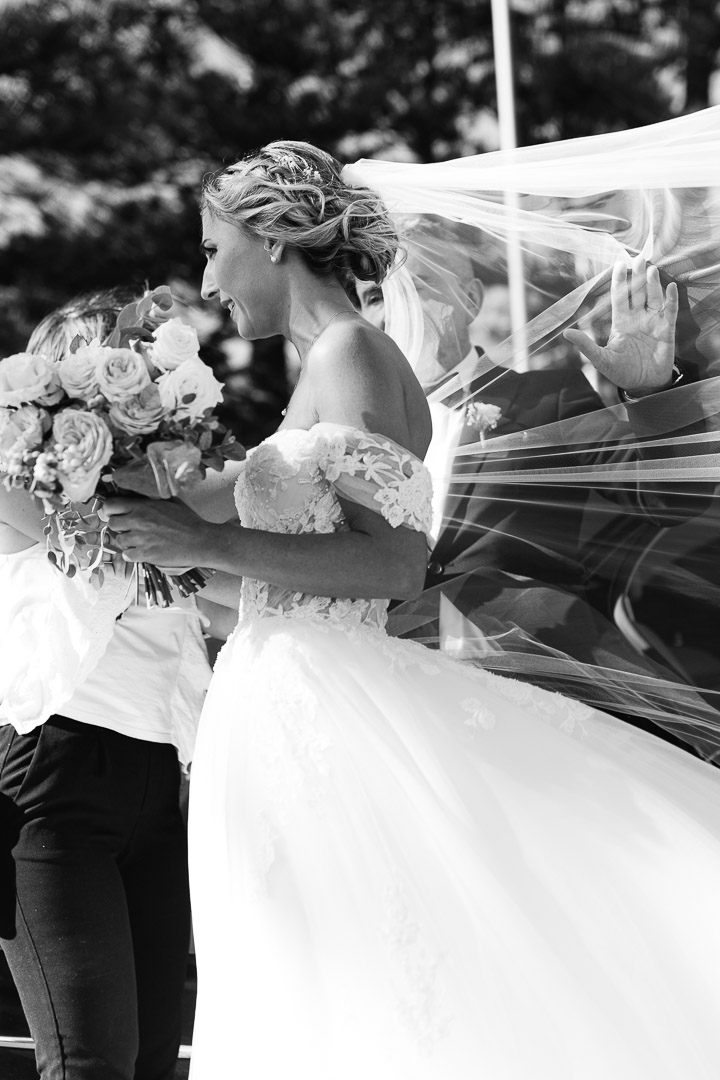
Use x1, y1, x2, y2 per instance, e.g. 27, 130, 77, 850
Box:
0, 716, 191, 1080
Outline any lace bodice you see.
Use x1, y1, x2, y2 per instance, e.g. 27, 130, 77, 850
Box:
233, 424, 433, 631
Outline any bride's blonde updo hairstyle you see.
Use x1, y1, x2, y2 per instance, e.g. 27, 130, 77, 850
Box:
200, 141, 399, 290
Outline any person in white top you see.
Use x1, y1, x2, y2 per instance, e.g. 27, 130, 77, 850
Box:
0, 288, 234, 1080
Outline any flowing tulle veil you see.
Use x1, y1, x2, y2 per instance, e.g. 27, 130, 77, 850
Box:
343, 106, 720, 756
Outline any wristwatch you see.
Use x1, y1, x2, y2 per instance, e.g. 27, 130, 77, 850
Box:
618, 361, 690, 404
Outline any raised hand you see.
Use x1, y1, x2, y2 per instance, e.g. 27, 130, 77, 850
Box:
564, 255, 679, 396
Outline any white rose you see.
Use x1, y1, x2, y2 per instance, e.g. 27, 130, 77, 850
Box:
52, 408, 114, 502
150, 317, 200, 371
96, 347, 151, 403
157, 358, 224, 420
0, 352, 63, 407
109, 384, 166, 435
58, 340, 111, 401
0, 404, 50, 465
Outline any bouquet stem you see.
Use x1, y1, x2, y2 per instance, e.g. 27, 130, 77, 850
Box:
138, 562, 215, 607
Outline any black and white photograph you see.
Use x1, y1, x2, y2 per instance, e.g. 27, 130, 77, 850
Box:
1, 1, 719, 1077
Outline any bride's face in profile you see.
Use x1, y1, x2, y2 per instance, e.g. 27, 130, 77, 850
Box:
200, 209, 278, 340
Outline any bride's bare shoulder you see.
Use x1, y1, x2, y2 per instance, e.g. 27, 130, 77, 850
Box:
307, 319, 431, 457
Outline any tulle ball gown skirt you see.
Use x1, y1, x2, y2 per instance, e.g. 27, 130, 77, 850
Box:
188, 615, 720, 1079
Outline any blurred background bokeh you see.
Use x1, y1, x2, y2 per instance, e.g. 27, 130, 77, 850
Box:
1, 0, 719, 447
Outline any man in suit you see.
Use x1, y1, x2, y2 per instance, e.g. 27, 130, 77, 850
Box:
356, 221, 716, 754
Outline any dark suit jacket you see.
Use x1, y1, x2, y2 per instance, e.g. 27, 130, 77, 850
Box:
428, 362, 604, 591
401, 357, 715, 753
427, 358, 709, 607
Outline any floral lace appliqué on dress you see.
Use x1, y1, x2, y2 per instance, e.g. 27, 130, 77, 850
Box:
233, 423, 433, 632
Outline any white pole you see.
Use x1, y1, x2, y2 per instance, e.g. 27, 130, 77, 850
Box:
491, 0, 518, 149
490, 0, 529, 369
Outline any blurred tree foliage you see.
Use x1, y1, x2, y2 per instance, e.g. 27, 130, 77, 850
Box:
513, 0, 720, 143
0, 0, 716, 445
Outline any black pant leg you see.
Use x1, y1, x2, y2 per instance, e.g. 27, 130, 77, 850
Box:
0, 721, 139, 1080
6, 846, 139, 1080
121, 745, 190, 1080
0, 720, 189, 1080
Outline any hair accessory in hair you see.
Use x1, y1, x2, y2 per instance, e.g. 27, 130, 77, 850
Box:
201, 141, 400, 288
274, 152, 321, 186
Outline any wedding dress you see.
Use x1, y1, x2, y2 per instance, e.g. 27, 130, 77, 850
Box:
188, 423, 720, 1080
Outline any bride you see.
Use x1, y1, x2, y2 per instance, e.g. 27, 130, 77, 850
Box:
104, 138, 720, 1078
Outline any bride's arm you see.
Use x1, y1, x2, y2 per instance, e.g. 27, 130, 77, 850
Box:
103, 488, 428, 601
104, 327, 431, 601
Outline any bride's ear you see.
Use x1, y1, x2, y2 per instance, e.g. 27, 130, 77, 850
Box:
266, 240, 285, 265
467, 278, 484, 320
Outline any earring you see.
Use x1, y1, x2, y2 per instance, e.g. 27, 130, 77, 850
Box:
263, 239, 272, 251
270, 254, 278, 264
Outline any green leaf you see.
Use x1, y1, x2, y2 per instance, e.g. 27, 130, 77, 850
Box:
136, 293, 154, 318
116, 302, 141, 329
204, 452, 224, 470
116, 326, 153, 350
68, 334, 89, 354
150, 285, 174, 310
222, 442, 246, 462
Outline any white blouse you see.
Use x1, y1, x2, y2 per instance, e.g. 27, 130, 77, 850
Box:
0, 544, 211, 767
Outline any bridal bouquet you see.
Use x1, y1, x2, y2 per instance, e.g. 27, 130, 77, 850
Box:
0, 286, 244, 605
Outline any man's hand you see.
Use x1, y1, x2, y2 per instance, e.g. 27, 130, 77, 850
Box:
564, 255, 679, 396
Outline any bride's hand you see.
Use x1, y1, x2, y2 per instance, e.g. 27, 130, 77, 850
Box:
100, 496, 218, 567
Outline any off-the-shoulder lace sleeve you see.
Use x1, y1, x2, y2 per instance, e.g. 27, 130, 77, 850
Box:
309, 423, 433, 535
